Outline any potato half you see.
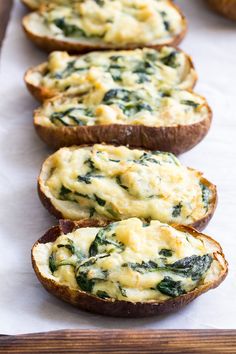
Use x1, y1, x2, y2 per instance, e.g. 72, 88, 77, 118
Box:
34, 89, 212, 154
32, 218, 228, 317
22, 1, 187, 53
22, 0, 77, 10
207, 0, 236, 20
25, 47, 197, 103
38, 144, 217, 230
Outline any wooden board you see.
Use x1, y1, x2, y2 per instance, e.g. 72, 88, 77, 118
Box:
1, 329, 236, 353
0, 1, 236, 353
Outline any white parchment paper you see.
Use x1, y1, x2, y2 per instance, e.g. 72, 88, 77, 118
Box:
0, 0, 235, 334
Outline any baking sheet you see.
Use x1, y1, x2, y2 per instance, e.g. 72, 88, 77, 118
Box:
0, 0, 235, 334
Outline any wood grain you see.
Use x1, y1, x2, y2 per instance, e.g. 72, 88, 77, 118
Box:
1, 330, 236, 353
0, 0, 13, 48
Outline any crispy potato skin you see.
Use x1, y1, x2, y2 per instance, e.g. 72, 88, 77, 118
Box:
34, 100, 212, 155
207, 0, 236, 20
24, 49, 197, 103
31, 219, 228, 317
37, 147, 218, 231
22, 2, 187, 53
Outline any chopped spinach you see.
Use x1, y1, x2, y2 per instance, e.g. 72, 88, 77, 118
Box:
118, 284, 127, 297
94, 195, 106, 206
49, 253, 57, 273
96, 290, 110, 299
123, 254, 212, 281
57, 238, 84, 260
94, 0, 104, 6
89, 224, 123, 257
157, 276, 186, 297
169, 254, 213, 281
60, 185, 71, 199
160, 51, 178, 68
123, 261, 158, 274
159, 249, 173, 257
76, 273, 95, 292
181, 100, 200, 109
116, 176, 129, 190
89, 207, 96, 217
172, 203, 182, 218
134, 152, 159, 166
77, 173, 104, 184
200, 183, 210, 210
103, 89, 130, 103
54, 18, 86, 38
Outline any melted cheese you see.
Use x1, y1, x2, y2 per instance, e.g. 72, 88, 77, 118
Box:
29, 47, 196, 97
27, 1, 184, 46
33, 218, 222, 302
36, 88, 208, 128
41, 145, 211, 224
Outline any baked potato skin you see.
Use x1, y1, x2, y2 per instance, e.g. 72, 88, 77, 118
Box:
37, 150, 217, 231
34, 107, 212, 155
207, 0, 236, 20
31, 220, 228, 318
22, 2, 187, 53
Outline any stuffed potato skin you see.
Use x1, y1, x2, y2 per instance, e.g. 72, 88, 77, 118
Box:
207, 0, 236, 20
32, 219, 227, 318
22, 1, 187, 53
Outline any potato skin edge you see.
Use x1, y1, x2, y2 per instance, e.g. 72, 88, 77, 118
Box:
34, 104, 212, 155
207, 0, 236, 20
31, 220, 228, 317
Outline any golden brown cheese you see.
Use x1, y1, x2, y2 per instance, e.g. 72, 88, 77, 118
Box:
41, 145, 212, 224
33, 218, 221, 302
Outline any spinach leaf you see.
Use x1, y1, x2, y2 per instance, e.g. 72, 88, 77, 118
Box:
89, 224, 123, 257
157, 276, 185, 297
60, 185, 71, 199
49, 253, 57, 273
96, 290, 110, 299
77, 173, 104, 184
94, 195, 106, 206
118, 284, 127, 297
123, 261, 158, 274
54, 18, 86, 38
76, 273, 95, 292
116, 176, 129, 190
134, 153, 159, 166
159, 249, 173, 257
94, 0, 104, 6
172, 203, 182, 218
200, 183, 210, 210
103, 89, 131, 103
160, 51, 178, 68
57, 238, 84, 260
169, 254, 213, 281
181, 100, 199, 109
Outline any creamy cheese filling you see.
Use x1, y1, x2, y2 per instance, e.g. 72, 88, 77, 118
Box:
36, 88, 208, 127
43, 145, 212, 223
29, 0, 184, 45
34, 218, 222, 302
30, 48, 195, 96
